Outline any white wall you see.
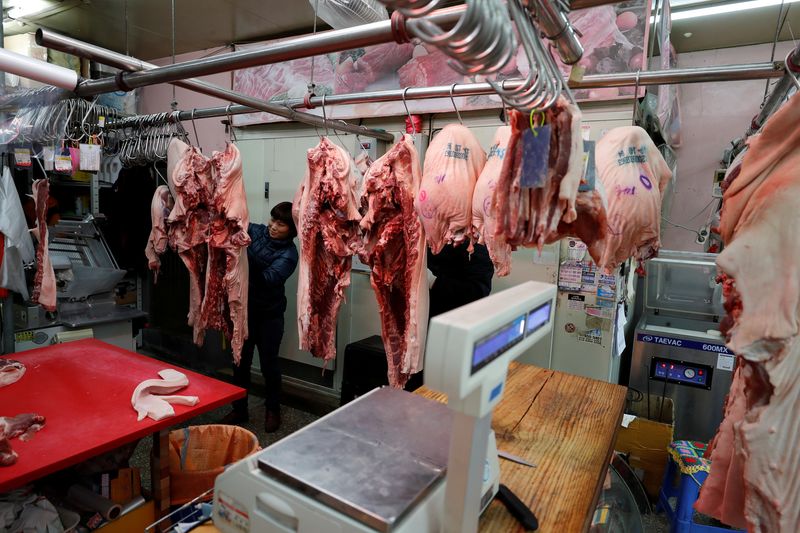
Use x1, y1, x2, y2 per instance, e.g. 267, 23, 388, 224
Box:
662, 40, 795, 251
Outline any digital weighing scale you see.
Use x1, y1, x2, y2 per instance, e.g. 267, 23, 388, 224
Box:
213, 281, 557, 533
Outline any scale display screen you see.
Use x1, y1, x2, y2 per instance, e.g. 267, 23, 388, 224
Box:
527, 301, 552, 335
472, 315, 526, 374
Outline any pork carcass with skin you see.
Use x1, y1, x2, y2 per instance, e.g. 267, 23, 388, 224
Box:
145, 185, 174, 282
358, 135, 428, 387
472, 125, 513, 276
167, 138, 214, 346
294, 137, 362, 362
199, 143, 251, 365
416, 124, 486, 254
0, 413, 45, 466
695, 93, 800, 532
593, 126, 672, 272
30, 179, 55, 311
493, 98, 595, 257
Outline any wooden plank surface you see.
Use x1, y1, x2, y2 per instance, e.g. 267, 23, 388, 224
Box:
415, 362, 627, 533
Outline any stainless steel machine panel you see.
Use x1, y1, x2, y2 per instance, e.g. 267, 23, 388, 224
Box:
630, 324, 734, 442
257, 387, 453, 532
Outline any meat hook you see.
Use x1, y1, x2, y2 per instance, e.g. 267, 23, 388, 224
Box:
401, 87, 414, 134
449, 84, 463, 125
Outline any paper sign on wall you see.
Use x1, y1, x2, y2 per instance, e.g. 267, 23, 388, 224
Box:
14, 148, 31, 168
567, 293, 585, 310
558, 261, 583, 291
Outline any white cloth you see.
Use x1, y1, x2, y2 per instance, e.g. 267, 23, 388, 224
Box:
131, 369, 199, 422
0, 167, 35, 299
0, 490, 64, 532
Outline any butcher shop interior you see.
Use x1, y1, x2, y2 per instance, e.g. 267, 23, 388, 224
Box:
1, 0, 799, 531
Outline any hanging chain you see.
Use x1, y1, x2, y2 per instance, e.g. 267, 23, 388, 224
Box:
308, 0, 320, 95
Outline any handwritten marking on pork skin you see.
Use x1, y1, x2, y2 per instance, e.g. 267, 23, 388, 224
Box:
434, 173, 446, 184
615, 185, 636, 196
483, 196, 492, 215
639, 174, 653, 190
419, 203, 436, 219
419, 189, 428, 202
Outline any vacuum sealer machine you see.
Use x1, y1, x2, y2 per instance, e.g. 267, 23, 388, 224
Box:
630, 250, 731, 442
213, 281, 557, 533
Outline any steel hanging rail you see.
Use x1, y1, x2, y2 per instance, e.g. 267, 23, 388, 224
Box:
34, 30, 394, 141
70, 7, 466, 97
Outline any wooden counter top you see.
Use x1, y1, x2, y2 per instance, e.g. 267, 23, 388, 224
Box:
415, 362, 627, 533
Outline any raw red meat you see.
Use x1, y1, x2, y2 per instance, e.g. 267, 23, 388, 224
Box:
0, 359, 25, 388
416, 124, 486, 254
144, 185, 174, 283
199, 143, 251, 365
398, 52, 465, 89
472, 125, 513, 276
492, 98, 592, 257
594, 126, 672, 272
696, 93, 800, 531
30, 179, 55, 311
0, 413, 45, 466
167, 138, 214, 346
293, 137, 362, 362
335, 43, 414, 93
358, 135, 428, 387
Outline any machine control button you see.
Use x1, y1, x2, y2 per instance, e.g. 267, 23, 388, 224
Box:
684, 368, 696, 379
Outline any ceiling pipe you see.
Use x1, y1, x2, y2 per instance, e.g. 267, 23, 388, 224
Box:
0, 47, 80, 91
34, 29, 395, 141
69, 6, 466, 97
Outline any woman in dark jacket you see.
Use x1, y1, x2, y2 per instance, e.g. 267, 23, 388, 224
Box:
223, 201, 298, 432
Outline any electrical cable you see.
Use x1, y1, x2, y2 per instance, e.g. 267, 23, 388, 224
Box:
171, 0, 177, 110
764, 0, 790, 101
658, 373, 668, 423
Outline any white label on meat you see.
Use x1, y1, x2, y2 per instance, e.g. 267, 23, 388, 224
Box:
716, 353, 735, 372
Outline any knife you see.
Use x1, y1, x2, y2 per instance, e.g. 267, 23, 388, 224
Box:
498, 450, 537, 468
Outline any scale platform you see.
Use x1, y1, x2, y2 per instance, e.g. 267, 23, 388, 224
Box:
256, 387, 453, 532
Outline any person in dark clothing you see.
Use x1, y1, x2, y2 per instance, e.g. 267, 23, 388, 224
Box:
427, 241, 494, 317
222, 201, 298, 432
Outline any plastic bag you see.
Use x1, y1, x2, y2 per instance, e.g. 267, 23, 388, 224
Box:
310, 0, 388, 29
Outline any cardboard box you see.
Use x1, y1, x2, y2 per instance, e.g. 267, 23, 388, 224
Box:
109, 467, 142, 505
614, 395, 674, 500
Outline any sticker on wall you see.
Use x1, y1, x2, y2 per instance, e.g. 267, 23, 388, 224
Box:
565, 239, 588, 261
716, 354, 735, 372
577, 332, 603, 345
565, 323, 576, 333
558, 261, 583, 291
567, 293, 585, 311
585, 305, 614, 320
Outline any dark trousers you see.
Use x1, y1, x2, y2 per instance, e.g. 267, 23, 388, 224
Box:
232, 311, 284, 414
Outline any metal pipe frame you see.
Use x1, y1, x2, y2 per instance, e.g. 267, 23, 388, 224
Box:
104, 60, 786, 128
35, 29, 394, 142
749, 44, 800, 134
70, 7, 466, 97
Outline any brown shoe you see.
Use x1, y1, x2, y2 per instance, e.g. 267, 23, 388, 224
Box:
265, 410, 281, 433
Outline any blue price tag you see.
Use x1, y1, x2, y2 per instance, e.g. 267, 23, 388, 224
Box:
579, 140, 596, 192
521, 125, 551, 188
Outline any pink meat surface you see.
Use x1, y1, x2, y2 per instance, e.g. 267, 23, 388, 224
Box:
358, 135, 428, 387
234, 53, 335, 103
0, 413, 45, 466
145, 185, 174, 282
0, 359, 25, 388
31, 179, 55, 311
200, 143, 251, 364
416, 124, 486, 254
335, 43, 414, 93
167, 138, 214, 345
696, 93, 800, 531
472, 126, 513, 276
594, 126, 672, 272
398, 52, 465, 89
293, 137, 361, 362
492, 99, 597, 258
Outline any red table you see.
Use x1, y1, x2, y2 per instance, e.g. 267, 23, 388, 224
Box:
0, 339, 245, 512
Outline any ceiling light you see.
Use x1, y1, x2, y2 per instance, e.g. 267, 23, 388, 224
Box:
684, 32, 694, 37
671, 0, 800, 21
